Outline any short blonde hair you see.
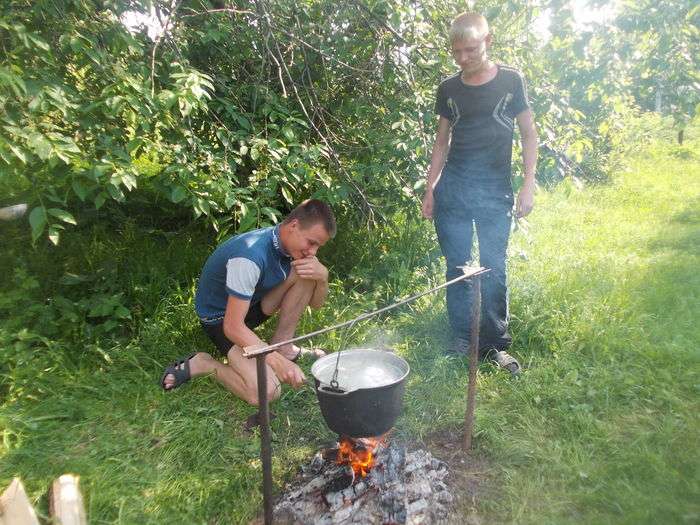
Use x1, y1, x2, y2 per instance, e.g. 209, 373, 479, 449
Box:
449, 12, 489, 43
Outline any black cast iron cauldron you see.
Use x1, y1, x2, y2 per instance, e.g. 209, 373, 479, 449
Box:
310, 348, 410, 438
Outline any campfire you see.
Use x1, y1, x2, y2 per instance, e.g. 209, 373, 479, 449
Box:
335, 436, 385, 478
274, 435, 453, 524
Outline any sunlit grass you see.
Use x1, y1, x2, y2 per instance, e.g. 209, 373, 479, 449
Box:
1, 125, 698, 523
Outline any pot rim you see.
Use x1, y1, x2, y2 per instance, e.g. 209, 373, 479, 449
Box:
310, 348, 410, 393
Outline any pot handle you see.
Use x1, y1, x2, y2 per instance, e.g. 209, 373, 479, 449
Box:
318, 383, 353, 396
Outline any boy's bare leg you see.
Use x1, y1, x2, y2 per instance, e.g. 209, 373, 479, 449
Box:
224, 346, 281, 405
163, 351, 280, 406
164, 270, 314, 402
184, 272, 313, 401
260, 270, 317, 360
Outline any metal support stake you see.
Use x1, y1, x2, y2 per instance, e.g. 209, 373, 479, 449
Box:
241, 265, 490, 517
463, 275, 481, 451
256, 356, 273, 525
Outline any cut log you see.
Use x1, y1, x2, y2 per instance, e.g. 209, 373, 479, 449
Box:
0, 204, 27, 221
0, 478, 40, 525
49, 475, 86, 525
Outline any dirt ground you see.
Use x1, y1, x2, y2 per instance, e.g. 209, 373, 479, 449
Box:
419, 429, 496, 525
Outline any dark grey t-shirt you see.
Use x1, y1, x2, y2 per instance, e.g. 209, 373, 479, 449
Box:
435, 65, 529, 182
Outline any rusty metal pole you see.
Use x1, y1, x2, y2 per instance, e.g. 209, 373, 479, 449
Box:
240, 265, 489, 515
463, 275, 481, 451
256, 356, 273, 525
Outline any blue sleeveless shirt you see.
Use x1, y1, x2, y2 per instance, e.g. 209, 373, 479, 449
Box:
194, 225, 292, 324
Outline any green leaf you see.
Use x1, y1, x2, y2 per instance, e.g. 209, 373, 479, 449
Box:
197, 198, 211, 215
224, 192, 237, 209
121, 172, 137, 191
281, 186, 293, 205
72, 180, 88, 201
101, 319, 119, 332
261, 207, 280, 223
126, 138, 143, 154
94, 192, 107, 210
8, 144, 27, 163
28, 133, 52, 160
48, 208, 77, 225
158, 90, 178, 109
282, 126, 295, 141
114, 306, 131, 319
29, 206, 47, 241
171, 186, 188, 203
235, 115, 251, 130
27, 33, 50, 51
238, 212, 257, 232
48, 225, 62, 245
88, 302, 107, 318
107, 183, 125, 201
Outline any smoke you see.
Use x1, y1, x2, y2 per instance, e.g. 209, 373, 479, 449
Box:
348, 328, 397, 353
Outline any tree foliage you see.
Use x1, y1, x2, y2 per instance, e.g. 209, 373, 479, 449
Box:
1, 0, 695, 244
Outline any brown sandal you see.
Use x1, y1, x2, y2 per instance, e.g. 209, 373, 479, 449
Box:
490, 350, 521, 376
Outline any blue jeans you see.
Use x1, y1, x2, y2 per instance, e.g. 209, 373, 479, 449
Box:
433, 166, 513, 351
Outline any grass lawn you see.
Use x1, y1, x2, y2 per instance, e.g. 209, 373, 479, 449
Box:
1, 123, 698, 524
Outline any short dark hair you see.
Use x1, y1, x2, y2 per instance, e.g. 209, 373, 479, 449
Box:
283, 199, 337, 238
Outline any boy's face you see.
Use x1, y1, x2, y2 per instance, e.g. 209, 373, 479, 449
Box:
451, 34, 490, 74
284, 220, 330, 260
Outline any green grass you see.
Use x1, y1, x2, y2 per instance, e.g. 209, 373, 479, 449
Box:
1, 122, 698, 524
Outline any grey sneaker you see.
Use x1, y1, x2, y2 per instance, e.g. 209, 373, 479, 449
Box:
485, 349, 521, 376
447, 337, 470, 356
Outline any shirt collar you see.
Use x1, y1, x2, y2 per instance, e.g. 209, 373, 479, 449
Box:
271, 224, 291, 258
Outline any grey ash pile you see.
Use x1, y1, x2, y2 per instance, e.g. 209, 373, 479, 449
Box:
274, 439, 454, 524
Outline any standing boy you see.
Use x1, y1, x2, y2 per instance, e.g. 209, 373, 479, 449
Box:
421, 12, 538, 374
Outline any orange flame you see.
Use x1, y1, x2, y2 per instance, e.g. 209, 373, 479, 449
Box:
336, 436, 385, 477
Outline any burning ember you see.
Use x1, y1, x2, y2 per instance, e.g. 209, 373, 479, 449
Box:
335, 436, 385, 477
274, 436, 454, 524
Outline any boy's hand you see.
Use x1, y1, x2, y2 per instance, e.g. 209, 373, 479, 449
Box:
267, 353, 306, 388
516, 182, 535, 218
292, 256, 328, 281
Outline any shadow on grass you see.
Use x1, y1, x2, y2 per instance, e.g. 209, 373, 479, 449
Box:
1, 185, 697, 523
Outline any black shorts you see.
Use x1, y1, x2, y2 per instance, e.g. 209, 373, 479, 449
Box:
200, 302, 271, 357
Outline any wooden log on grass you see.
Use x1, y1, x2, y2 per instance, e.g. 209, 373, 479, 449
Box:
49, 475, 87, 525
0, 478, 39, 525
0, 204, 27, 221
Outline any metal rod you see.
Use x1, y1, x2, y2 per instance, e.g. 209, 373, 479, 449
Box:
256, 356, 273, 525
246, 265, 490, 520
463, 275, 481, 451
243, 266, 489, 358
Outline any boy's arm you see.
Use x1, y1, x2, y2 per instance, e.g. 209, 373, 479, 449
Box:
223, 295, 305, 386
421, 116, 452, 219
291, 256, 329, 309
515, 109, 538, 218
222, 296, 265, 349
